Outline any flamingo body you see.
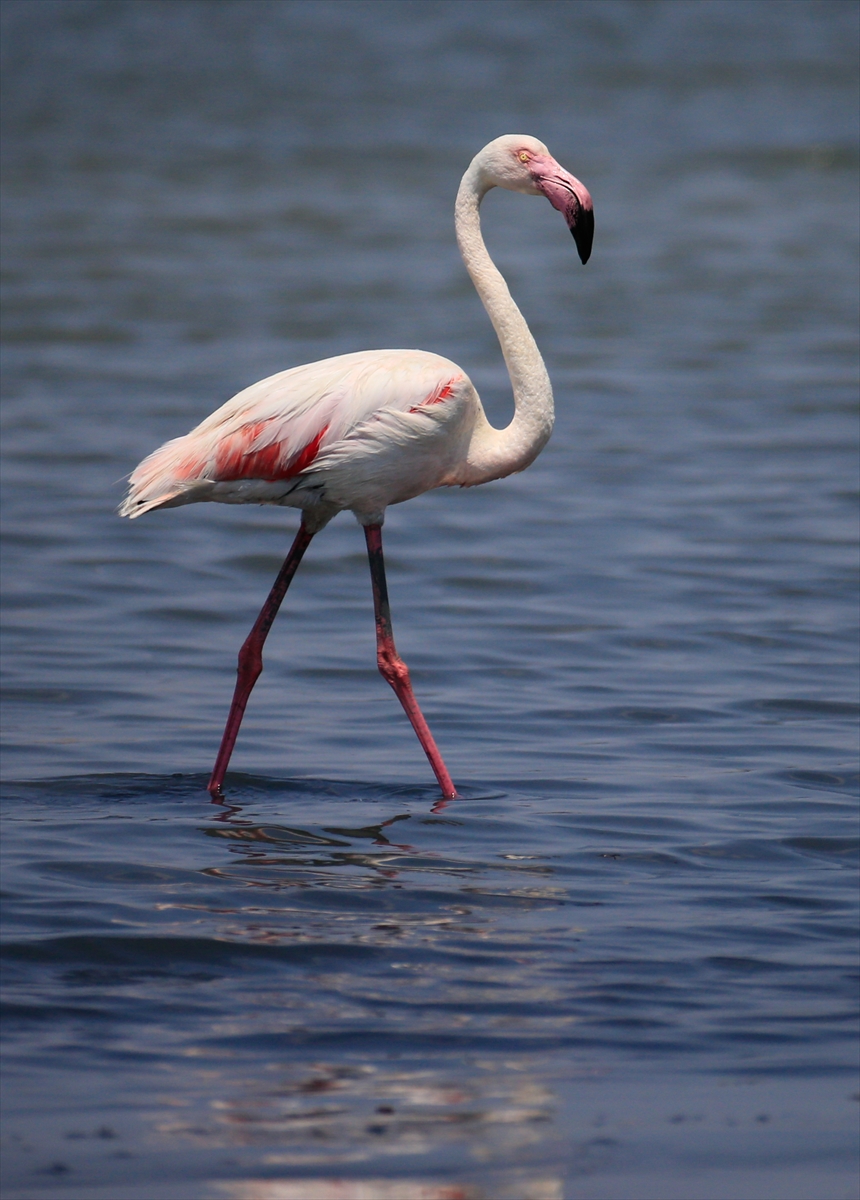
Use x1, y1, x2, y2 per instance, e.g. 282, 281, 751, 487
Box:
120, 135, 593, 798
120, 349, 477, 529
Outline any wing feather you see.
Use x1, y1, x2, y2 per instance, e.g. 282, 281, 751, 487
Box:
119, 349, 463, 517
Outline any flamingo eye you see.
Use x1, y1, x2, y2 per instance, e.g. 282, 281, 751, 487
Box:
518, 151, 530, 163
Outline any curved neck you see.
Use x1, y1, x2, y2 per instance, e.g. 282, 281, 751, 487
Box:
454, 163, 554, 484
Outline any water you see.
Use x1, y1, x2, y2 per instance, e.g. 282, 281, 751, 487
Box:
1, 2, 858, 1197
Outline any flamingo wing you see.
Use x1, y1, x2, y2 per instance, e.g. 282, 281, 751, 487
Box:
119, 349, 464, 518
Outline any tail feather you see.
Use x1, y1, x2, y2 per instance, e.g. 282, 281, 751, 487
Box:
119, 436, 204, 518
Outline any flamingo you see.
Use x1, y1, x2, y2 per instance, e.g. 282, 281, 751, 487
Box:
120, 134, 593, 801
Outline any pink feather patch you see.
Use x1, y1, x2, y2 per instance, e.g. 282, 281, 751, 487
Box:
213, 423, 328, 482
409, 378, 457, 413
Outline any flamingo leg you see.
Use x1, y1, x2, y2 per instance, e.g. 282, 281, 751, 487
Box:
364, 524, 458, 800
208, 522, 315, 797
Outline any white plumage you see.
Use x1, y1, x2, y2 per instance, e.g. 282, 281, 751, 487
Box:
121, 349, 476, 528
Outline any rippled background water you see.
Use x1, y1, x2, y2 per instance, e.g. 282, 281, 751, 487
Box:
2, 2, 858, 1198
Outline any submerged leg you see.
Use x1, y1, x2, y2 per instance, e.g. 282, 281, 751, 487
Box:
208, 522, 315, 797
364, 524, 458, 800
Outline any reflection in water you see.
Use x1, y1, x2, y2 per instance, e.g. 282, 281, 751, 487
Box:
2, 772, 856, 1197
179, 1054, 562, 1200
191, 1058, 553, 1152
217, 1178, 562, 1199
200, 795, 521, 891
145, 793, 570, 1191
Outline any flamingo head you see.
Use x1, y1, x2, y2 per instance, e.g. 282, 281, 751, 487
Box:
474, 134, 594, 265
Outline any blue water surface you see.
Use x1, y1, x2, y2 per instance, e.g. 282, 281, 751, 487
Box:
2, 3, 858, 1198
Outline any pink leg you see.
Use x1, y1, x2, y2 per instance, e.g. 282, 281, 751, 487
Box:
364, 524, 458, 800
208, 522, 314, 797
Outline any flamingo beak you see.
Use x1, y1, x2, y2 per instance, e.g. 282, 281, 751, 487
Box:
530, 155, 594, 264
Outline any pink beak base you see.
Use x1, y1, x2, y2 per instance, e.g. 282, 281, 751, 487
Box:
530, 155, 594, 264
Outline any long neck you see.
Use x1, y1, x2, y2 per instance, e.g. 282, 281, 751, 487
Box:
454, 164, 554, 485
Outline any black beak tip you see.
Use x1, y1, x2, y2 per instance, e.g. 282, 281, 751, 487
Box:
571, 209, 594, 265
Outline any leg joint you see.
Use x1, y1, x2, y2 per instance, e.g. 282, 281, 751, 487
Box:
377, 648, 410, 688
237, 637, 264, 686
